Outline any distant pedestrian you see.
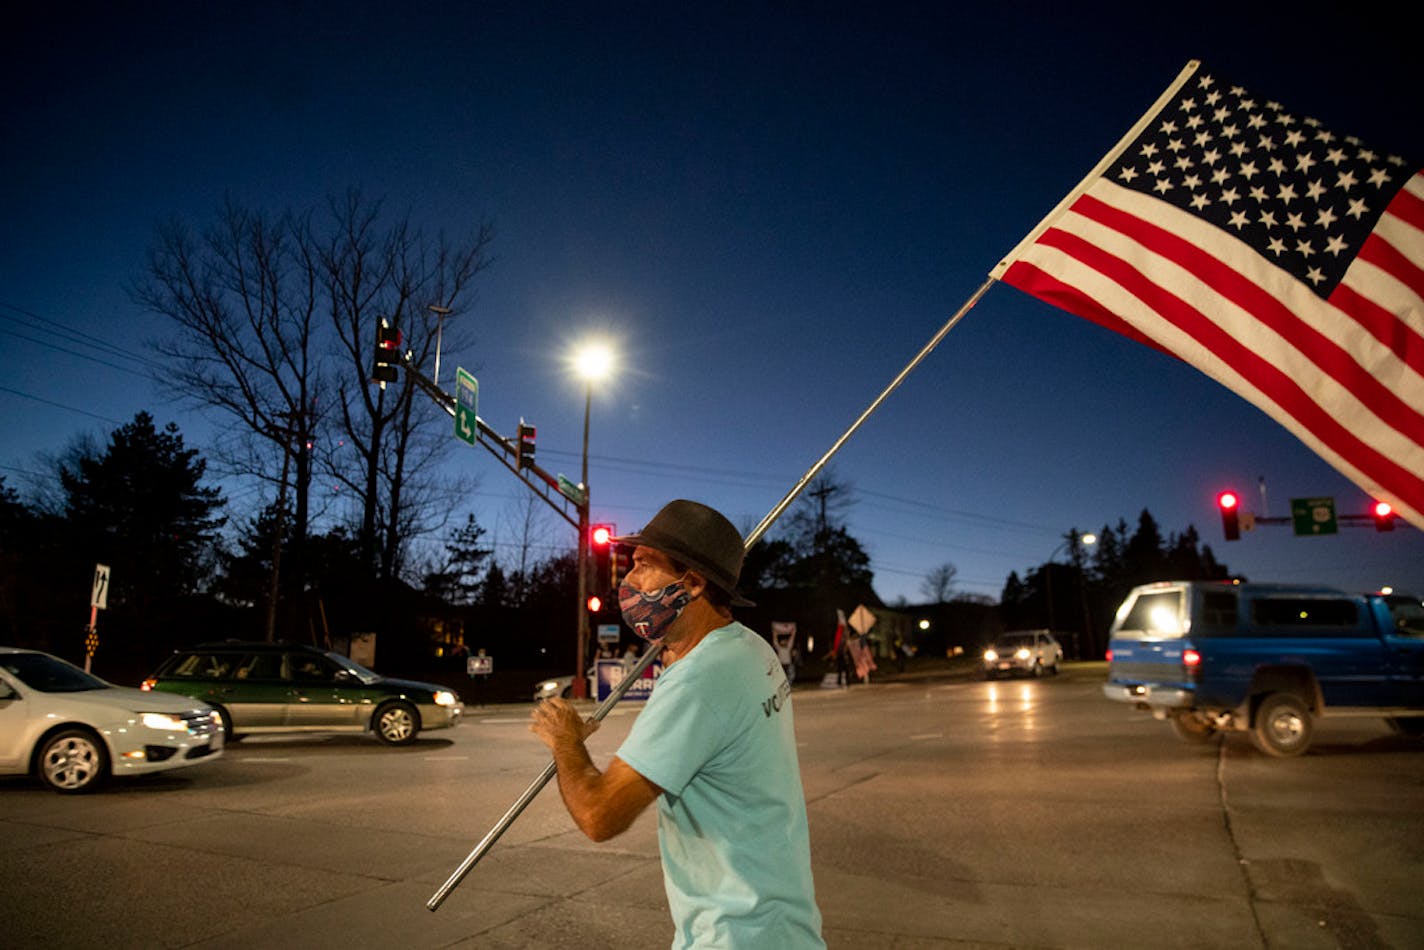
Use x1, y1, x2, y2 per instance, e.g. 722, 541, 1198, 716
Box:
773, 622, 798, 684
826, 612, 850, 687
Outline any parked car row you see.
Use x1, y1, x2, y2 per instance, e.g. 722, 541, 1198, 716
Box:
1, 641, 463, 793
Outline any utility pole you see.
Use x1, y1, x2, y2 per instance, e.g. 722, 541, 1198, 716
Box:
265, 416, 296, 643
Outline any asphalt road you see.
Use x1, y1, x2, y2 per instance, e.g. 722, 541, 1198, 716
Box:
3, 663, 1421, 949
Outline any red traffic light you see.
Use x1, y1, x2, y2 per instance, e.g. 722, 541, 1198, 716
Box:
587, 595, 603, 613
1217, 490, 1241, 541
1373, 500, 1395, 532
591, 523, 615, 547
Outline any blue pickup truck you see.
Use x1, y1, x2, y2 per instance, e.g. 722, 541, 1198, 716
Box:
1102, 581, 1424, 756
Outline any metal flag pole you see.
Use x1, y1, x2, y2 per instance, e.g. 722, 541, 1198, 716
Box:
426, 276, 997, 911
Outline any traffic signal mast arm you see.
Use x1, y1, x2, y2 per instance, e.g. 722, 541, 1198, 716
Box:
1216, 488, 1403, 540
400, 352, 583, 530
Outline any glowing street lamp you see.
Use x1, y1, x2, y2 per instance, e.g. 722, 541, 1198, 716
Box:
571, 342, 616, 698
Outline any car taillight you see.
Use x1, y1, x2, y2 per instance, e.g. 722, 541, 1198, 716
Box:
1182, 649, 1202, 669
140, 678, 156, 691
1105, 648, 1113, 663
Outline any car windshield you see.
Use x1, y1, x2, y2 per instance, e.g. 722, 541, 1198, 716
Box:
325, 652, 381, 684
3, 653, 107, 692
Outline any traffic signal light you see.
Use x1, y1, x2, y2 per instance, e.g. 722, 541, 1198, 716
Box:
1373, 500, 1396, 532
515, 421, 536, 469
1217, 490, 1240, 541
612, 545, 630, 589
590, 523, 615, 589
372, 320, 401, 385
587, 594, 604, 613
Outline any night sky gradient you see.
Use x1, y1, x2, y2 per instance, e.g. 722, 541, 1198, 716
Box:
3, 2, 1421, 608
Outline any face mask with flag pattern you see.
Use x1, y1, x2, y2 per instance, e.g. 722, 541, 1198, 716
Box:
618, 578, 692, 642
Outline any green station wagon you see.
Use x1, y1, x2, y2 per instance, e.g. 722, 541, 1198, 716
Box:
142, 642, 463, 745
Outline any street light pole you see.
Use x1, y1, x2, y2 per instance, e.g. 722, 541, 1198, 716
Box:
1043, 532, 1096, 645
570, 342, 613, 700
428, 305, 451, 388
573, 383, 593, 699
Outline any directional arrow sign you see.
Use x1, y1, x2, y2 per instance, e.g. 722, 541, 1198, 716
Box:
455, 368, 478, 447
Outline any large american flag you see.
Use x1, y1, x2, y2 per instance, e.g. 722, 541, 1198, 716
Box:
992, 61, 1424, 529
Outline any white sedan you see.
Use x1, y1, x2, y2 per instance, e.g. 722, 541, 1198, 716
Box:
0, 646, 224, 793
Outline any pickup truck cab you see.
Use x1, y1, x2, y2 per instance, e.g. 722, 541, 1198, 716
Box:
1103, 581, 1424, 756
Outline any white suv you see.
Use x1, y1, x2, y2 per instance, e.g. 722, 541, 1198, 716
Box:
982, 631, 1064, 679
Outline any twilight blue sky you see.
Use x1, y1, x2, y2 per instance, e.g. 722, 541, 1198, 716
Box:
3, 2, 1421, 605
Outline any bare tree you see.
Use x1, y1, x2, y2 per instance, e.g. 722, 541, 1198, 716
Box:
498, 491, 557, 607
136, 191, 494, 638
134, 199, 324, 619
920, 562, 958, 604
317, 190, 493, 580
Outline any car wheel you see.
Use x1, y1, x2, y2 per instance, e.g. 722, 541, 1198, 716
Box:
212, 705, 241, 743
1031, 661, 1045, 677
1252, 693, 1313, 757
560, 686, 572, 699
1169, 712, 1217, 744
374, 701, 420, 746
37, 728, 109, 793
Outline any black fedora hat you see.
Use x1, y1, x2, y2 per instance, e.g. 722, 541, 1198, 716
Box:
613, 500, 755, 606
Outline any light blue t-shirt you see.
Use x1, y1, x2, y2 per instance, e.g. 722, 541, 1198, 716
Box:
617, 622, 824, 950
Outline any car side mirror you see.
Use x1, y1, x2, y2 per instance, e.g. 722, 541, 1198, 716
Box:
333, 670, 355, 683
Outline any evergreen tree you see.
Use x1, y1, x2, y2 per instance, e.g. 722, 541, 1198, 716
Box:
1123, 510, 1168, 587
59, 413, 226, 626
217, 502, 293, 609
479, 562, 513, 608
0, 477, 36, 641
423, 513, 493, 605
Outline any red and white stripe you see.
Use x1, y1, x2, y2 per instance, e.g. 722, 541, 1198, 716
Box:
995, 172, 1424, 528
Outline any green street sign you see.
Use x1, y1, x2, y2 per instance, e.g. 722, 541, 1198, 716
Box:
557, 475, 587, 506
1291, 496, 1337, 536
455, 368, 478, 447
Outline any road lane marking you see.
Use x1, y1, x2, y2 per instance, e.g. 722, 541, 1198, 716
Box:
908, 733, 943, 740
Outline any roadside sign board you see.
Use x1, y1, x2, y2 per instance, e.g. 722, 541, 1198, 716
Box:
467, 654, 492, 676
91, 563, 110, 610
849, 604, 876, 635
597, 624, 620, 644
1291, 496, 1338, 536
595, 658, 662, 702
455, 368, 478, 447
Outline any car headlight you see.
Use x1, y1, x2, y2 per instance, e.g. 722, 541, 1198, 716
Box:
140, 712, 187, 732
433, 690, 458, 707
983, 649, 998, 662
1015, 648, 1031, 660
